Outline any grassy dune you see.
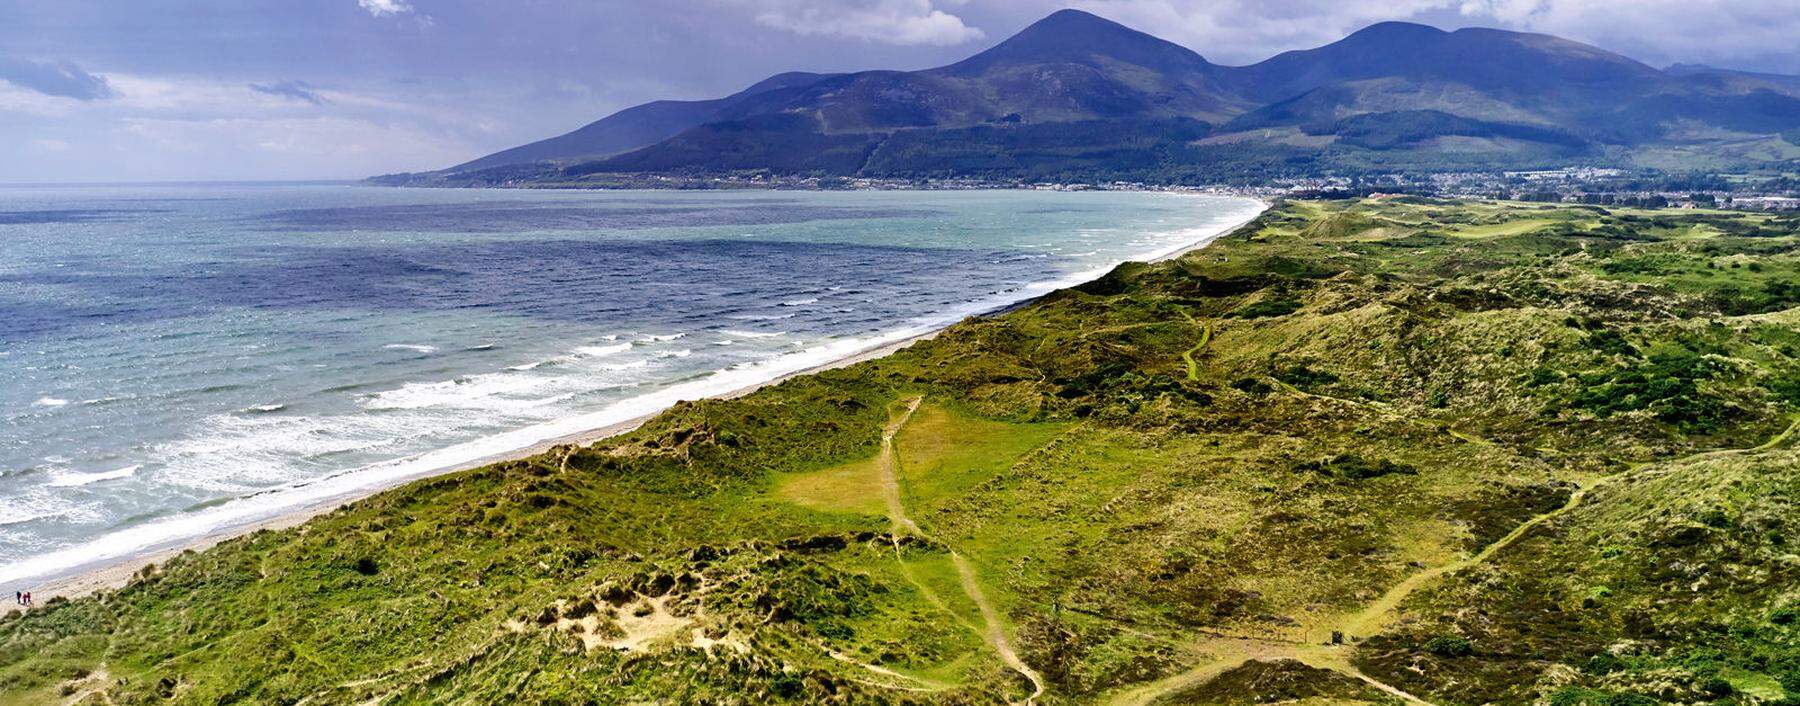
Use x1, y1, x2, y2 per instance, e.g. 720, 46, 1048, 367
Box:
5, 198, 1800, 705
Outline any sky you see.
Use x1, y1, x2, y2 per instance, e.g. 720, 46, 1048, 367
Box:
1, 0, 1797, 183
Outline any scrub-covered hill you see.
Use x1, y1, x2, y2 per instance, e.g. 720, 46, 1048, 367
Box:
6, 198, 1800, 704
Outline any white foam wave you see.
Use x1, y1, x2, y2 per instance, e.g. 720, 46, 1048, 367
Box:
383, 344, 438, 354
33, 397, 68, 407
642, 333, 685, 342
573, 343, 631, 357
363, 371, 565, 412
726, 313, 796, 321
49, 465, 141, 488
243, 404, 286, 414
720, 329, 787, 339
781, 297, 819, 306
656, 350, 692, 359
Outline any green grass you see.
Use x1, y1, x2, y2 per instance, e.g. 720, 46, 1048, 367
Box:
5, 197, 1800, 704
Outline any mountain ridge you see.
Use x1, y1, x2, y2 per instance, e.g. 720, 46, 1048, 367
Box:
383, 9, 1800, 185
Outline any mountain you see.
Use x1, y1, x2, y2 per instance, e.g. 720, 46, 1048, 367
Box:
1232, 21, 1665, 102
1667, 63, 1800, 96
446, 72, 840, 173
385, 9, 1800, 185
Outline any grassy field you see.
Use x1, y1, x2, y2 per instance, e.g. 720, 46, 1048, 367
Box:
4, 197, 1800, 704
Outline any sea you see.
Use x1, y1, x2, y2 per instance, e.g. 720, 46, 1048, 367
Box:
0, 184, 1263, 587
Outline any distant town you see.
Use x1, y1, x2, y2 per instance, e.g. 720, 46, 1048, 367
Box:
473, 167, 1800, 211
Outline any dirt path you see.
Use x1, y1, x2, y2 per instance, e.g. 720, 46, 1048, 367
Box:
1327, 473, 1611, 642
1177, 311, 1211, 382
1112, 412, 1800, 706
952, 553, 1047, 703
879, 397, 925, 536
1104, 637, 1431, 706
877, 396, 1046, 704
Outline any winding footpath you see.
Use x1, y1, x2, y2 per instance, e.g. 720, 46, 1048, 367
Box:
1110, 333, 1800, 706
877, 396, 1047, 704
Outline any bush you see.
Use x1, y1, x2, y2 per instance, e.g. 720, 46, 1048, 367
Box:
1230, 298, 1303, 319
1230, 377, 1273, 395
1275, 364, 1340, 389
1583, 652, 1627, 675
1422, 634, 1474, 657
1301, 454, 1418, 481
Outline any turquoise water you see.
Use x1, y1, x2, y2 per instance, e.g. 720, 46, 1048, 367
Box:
0, 185, 1262, 586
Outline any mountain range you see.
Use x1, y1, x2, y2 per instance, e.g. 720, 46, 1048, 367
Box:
378, 9, 1800, 185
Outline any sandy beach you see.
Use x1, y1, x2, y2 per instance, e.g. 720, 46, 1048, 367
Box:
25, 198, 1267, 605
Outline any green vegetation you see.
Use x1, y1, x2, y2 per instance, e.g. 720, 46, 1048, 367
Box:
5, 198, 1800, 704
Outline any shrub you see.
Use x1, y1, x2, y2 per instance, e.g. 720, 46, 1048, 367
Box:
1230, 377, 1273, 395
1301, 454, 1418, 481
1275, 364, 1340, 389
1230, 298, 1303, 319
1422, 634, 1473, 657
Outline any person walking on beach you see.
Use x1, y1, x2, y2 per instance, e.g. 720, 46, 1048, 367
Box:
12, 590, 18, 606
19, 591, 29, 607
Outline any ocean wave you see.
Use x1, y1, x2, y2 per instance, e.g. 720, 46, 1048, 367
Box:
383, 344, 438, 353
780, 297, 818, 307
720, 329, 787, 339
0, 492, 103, 527
573, 343, 631, 357
655, 349, 692, 359
363, 371, 567, 411
641, 333, 685, 342
33, 397, 68, 407
725, 313, 796, 321
48, 465, 141, 488
242, 404, 286, 414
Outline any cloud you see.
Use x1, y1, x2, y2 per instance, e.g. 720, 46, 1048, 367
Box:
736, 0, 986, 45
1453, 0, 1800, 70
0, 58, 113, 100
356, 0, 413, 17
249, 80, 329, 106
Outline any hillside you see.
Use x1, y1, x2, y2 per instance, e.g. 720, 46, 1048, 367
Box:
442, 72, 841, 173
377, 10, 1800, 186
7, 199, 1800, 704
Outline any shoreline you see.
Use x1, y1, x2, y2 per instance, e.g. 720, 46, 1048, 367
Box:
22, 196, 1268, 604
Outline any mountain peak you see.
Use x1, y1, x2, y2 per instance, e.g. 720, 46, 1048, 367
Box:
1033, 8, 1117, 29
945, 7, 1214, 75
1342, 21, 1447, 42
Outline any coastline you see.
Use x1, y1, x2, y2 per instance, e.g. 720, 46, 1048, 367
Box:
23, 195, 1269, 604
